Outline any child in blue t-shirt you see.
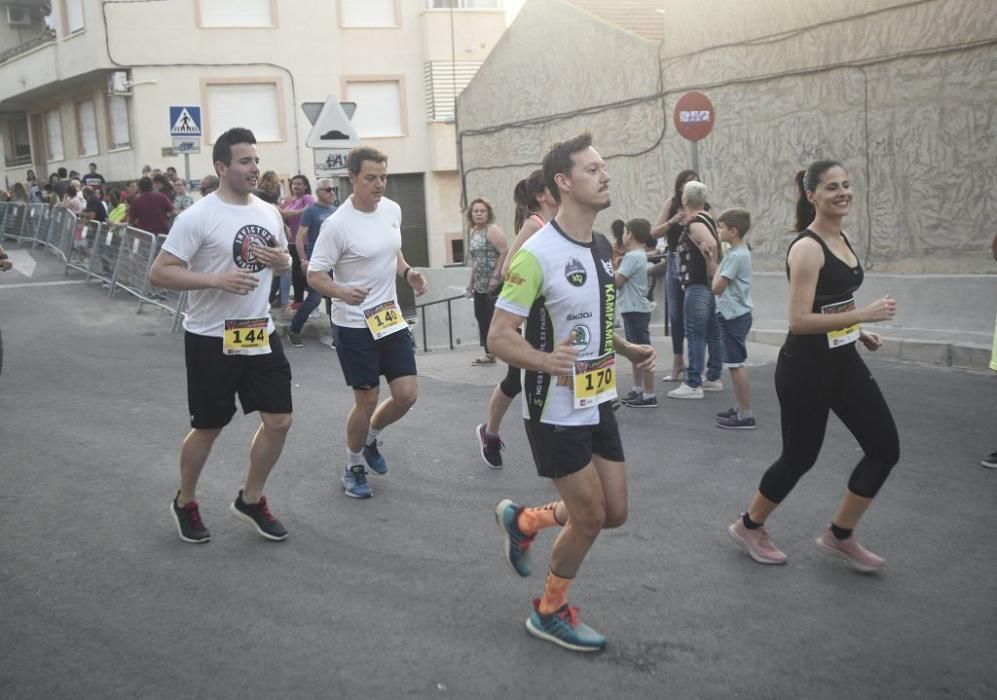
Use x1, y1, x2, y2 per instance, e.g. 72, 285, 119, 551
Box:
712, 208, 755, 429
614, 218, 656, 408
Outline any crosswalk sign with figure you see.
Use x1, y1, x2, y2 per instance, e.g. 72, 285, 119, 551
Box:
170, 106, 202, 136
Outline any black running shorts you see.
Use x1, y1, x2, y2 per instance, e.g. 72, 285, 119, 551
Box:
184, 331, 292, 429
332, 324, 417, 390
524, 402, 625, 479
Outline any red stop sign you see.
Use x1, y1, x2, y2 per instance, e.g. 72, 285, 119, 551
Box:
673, 92, 715, 141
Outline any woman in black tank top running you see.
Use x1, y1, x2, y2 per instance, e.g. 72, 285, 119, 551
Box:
728, 161, 900, 572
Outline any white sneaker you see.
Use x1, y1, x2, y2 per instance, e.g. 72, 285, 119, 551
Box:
667, 383, 704, 399
702, 380, 724, 392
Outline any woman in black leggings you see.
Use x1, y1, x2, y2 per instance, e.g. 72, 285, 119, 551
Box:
474, 169, 558, 469
728, 160, 899, 572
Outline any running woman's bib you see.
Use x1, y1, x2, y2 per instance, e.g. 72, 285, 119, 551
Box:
223, 318, 271, 355
363, 299, 407, 340
821, 298, 861, 348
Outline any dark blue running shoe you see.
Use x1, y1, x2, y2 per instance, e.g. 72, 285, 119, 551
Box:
363, 440, 388, 475
342, 465, 373, 498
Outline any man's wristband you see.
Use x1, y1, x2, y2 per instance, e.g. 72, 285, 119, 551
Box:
403, 266, 413, 280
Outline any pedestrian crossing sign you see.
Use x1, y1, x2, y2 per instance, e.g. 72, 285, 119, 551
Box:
169, 106, 202, 136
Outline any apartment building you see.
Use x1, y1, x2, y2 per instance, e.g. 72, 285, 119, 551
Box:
0, 0, 507, 267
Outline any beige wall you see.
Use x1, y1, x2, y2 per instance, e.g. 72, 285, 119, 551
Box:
0, 0, 507, 266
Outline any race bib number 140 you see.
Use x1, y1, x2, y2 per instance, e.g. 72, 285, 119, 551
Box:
364, 300, 407, 340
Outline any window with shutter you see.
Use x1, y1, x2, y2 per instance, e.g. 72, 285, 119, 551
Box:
206, 82, 282, 142
77, 100, 98, 156
45, 110, 64, 161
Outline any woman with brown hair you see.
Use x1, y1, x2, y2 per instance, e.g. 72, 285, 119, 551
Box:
465, 197, 508, 365
728, 160, 899, 572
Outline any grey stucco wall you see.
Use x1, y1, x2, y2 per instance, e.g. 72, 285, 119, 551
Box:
458, 0, 997, 274
458, 0, 667, 242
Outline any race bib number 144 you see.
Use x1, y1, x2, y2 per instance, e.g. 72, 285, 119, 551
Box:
223, 318, 271, 356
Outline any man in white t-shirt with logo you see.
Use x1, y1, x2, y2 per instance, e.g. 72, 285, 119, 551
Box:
306, 146, 428, 499
150, 127, 294, 544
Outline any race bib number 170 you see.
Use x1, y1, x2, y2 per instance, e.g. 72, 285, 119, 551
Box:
573, 353, 617, 409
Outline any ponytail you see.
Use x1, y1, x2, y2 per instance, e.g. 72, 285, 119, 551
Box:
610, 219, 625, 245
512, 168, 546, 233
793, 170, 814, 233
513, 179, 529, 233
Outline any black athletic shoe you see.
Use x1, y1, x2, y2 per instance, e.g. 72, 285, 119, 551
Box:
171, 492, 211, 544
623, 395, 658, 408
229, 491, 288, 541
716, 406, 737, 420
476, 423, 504, 469
287, 332, 304, 348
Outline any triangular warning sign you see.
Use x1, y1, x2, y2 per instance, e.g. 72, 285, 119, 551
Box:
171, 108, 200, 135
305, 97, 360, 148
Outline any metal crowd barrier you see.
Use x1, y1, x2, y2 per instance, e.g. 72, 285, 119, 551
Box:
0, 202, 187, 331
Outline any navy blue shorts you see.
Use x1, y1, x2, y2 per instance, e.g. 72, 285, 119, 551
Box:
718, 311, 752, 368
621, 311, 651, 346
333, 324, 417, 390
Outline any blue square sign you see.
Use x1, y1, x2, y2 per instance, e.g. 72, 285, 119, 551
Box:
169, 106, 202, 136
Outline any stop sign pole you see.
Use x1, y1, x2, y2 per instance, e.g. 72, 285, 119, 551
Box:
673, 91, 715, 173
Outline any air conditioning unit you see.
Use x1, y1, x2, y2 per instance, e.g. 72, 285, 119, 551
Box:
6, 6, 32, 26
108, 71, 132, 96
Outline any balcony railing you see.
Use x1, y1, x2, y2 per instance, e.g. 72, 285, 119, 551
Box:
0, 28, 55, 66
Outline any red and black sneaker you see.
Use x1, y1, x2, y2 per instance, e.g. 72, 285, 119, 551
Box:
476, 423, 504, 469
229, 490, 288, 541
171, 492, 211, 544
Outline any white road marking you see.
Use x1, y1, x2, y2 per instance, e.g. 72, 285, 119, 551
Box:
5, 250, 36, 277
0, 279, 87, 290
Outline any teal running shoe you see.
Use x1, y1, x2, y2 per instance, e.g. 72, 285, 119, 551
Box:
495, 498, 534, 577
363, 440, 388, 475
525, 599, 606, 652
342, 465, 372, 498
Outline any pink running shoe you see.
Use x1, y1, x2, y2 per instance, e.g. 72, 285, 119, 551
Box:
728, 517, 787, 565
815, 530, 884, 572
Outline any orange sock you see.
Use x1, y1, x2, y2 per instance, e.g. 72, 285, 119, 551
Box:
538, 569, 573, 614
516, 502, 562, 536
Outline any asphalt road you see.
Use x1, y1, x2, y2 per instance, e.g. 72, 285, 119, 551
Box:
1, 250, 995, 699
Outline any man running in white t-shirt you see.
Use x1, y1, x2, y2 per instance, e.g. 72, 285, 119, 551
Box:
307, 147, 428, 498
150, 127, 293, 543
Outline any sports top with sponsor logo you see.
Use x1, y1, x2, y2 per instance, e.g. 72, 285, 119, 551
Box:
496, 220, 616, 427
784, 229, 864, 352
308, 196, 403, 329
162, 193, 286, 337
